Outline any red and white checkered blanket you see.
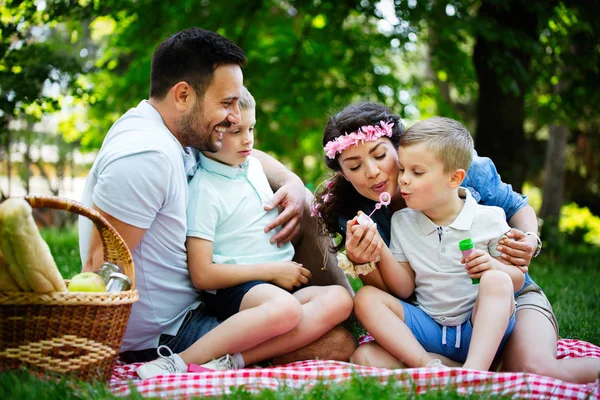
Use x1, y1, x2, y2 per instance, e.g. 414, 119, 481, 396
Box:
110, 339, 600, 399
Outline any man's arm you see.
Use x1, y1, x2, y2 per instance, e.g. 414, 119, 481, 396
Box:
186, 237, 310, 291
252, 149, 306, 245
82, 205, 147, 272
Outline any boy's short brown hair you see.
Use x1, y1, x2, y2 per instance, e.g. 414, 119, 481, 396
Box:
400, 117, 474, 172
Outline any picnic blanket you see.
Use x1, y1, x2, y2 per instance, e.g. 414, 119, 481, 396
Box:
110, 339, 600, 399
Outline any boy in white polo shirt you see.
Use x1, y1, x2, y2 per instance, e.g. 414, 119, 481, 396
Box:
354, 117, 525, 371
182, 87, 353, 370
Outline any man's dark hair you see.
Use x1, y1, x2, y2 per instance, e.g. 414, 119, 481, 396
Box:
150, 28, 247, 100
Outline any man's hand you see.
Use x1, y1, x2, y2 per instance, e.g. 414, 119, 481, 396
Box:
267, 261, 311, 291
264, 180, 306, 246
463, 249, 495, 279
496, 228, 535, 273
345, 213, 383, 264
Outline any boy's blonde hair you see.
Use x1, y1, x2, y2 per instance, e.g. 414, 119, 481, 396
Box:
400, 117, 474, 172
239, 86, 256, 111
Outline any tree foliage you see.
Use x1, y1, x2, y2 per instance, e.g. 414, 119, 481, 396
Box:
2, 0, 600, 214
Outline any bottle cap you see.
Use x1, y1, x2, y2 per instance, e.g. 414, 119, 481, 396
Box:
459, 238, 474, 251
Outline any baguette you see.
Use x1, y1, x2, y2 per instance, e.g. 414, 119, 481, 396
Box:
0, 198, 67, 293
0, 249, 21, 291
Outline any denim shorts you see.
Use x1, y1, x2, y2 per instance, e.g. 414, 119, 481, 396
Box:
203, 280, 267, 321
120, 303, 221, 363
400, 300, 516, 363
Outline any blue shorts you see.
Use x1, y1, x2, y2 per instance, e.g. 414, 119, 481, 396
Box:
203, 280, 267, 321
400, 300, 516, 363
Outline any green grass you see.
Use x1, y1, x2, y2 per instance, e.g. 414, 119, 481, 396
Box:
2, 228, 599, 398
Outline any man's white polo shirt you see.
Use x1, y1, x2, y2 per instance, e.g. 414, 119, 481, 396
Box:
389, 188, 510, 326
79, 100, 201, 351
187, 153, 294, 266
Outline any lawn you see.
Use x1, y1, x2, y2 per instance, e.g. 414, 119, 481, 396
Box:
1, 227, 599, 398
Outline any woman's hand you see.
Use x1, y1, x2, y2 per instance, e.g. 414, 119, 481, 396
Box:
463, 249, 495, 279
497, 228, 536, 273
345, 212, 383, 264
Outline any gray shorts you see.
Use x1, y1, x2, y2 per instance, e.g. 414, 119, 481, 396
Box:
515, 283, 559, 337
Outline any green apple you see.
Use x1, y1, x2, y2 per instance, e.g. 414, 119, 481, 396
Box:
68, 272, 106, 292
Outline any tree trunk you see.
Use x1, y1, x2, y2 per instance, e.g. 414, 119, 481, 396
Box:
540, 124, 568, 220
540, 124, 568, 244
473, 1, 539, 192
6, 130, 12, 196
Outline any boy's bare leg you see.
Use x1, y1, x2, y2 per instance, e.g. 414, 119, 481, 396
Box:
292, 189, 354, 294
354, 285, 436, 368
240, 285, 354, 365
179, 284, 303, 365
463, 270, 514, 370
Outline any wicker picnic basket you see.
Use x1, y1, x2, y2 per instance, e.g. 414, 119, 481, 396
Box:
0, 195, 139, 383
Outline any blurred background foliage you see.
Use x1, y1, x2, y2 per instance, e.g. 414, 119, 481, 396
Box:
1, 0, 599, 245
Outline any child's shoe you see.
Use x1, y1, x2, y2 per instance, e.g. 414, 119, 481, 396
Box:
426, 358, 449, 369
136, 345, 188, 379
200, 354, 239, 371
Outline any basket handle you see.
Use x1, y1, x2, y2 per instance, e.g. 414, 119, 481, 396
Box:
25, 195, 136, 290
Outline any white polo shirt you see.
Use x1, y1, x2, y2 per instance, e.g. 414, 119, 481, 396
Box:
187, 154, 294, 268
389, 187, 510, 326
79, 100, 201, 351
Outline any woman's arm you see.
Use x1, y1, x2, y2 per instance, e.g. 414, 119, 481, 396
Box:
466, 154, 539, 268
499, 205, 539, 268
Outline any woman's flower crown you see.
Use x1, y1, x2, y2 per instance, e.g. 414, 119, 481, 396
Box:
324, 120, 394, 159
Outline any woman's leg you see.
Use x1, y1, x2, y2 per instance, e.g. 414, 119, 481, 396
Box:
500, 308, 600, 383
240, 285, 354, 364
179, 284, 303, 364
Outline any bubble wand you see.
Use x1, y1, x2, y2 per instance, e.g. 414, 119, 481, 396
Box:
357, 192, 392, 226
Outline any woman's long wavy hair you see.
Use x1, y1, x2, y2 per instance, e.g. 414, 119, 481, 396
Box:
314, 102, 404, 251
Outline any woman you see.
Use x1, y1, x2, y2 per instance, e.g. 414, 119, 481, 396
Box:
313, 102, 600, 383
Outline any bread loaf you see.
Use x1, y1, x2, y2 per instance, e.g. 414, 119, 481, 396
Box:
0, 198, 67, 293
0, 249, 21, 291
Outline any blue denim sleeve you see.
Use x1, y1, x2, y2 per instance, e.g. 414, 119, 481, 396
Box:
462, 152, 528, 221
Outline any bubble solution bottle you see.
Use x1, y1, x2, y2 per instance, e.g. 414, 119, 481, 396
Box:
459, 238, 479, 284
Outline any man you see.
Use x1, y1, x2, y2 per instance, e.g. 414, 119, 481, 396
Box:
79, 28, 354, 375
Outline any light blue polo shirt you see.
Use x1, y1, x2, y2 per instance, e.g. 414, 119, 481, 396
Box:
187, 154, 295, 266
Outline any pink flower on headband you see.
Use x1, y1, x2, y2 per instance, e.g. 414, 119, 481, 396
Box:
310, 203, 321, 218
324, 121, 394, 159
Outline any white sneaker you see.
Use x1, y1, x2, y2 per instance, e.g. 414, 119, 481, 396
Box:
136, 345, 188, 379
426, 358, 449, 369
200, 354, 239, 371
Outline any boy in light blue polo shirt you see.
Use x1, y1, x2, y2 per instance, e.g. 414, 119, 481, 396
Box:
184, 87, 353, 370
354, 117, 524, 371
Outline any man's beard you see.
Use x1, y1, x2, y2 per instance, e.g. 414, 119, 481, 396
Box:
176, 104, 228, 152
